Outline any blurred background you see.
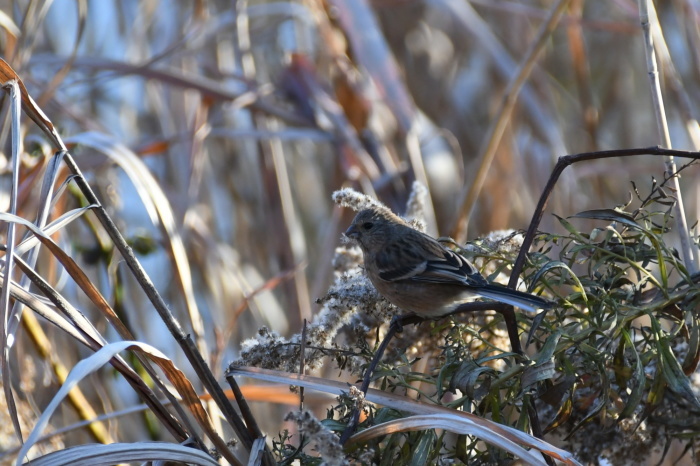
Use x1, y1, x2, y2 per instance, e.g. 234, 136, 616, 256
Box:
1, 0, 699, 458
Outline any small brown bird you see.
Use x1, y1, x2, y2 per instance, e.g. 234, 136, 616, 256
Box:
344, 207, 550, 317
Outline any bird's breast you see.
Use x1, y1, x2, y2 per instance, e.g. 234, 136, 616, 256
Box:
370, 278, 479, 318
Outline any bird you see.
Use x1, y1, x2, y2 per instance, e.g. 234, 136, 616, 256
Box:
344, 207, 551, 317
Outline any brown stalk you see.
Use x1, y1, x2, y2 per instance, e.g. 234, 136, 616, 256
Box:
637, 0, 698, 274
451, 0, 572, 242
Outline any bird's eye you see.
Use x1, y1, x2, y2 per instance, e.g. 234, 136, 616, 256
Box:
362, 222, 374, 230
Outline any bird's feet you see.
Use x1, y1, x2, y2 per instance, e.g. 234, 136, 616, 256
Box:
389, 314, 405, 333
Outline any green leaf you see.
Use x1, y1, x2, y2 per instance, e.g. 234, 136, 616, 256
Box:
436, 361, 460, 399
566, 360, 609, 439
619, 329, 646, 419
641, 231, 669, 293
570, 208, 641, 230
554, 214, 588, 240
522, 360, 556, 391
409, 430, 436, 466
526, 308, 549, 349
683, 314, 700, 374
373, 408, 404, 425
535, 329, 564, 365
654, 324, 700, 409
545, 393, 574, 433
530, 260, 588, 303
449, 361, 493, 402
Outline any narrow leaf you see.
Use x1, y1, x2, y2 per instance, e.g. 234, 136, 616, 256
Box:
570, 209, 641, 229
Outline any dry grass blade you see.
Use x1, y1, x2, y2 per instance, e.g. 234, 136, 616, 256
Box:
6, 246, 106, 348
0, 67, 223, 446
248, 437, 268, 466
66, 132, 205, 347
7, 247, 189, 445
0, 70, 91, 453
17, 150, 68, 295
57, 147, 254, 450
1, 214, 210, 449
23, 442, 220, 466
228, 366, 578, 463
0, 9, 20, 37
16, 340, 240, 466
46, 148, 252, 449
20, 307, 112, 445
347, 414, 549, 466
0, 268, 91, 347
1, 79, 26, 445
0, 405, 148, 461
2, 251, 193, 447
0, 211, 129, 341
130, 345, 242, 466
0, 59, 65, 148
13, 205, 94, 257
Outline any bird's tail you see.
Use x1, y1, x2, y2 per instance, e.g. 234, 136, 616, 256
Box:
476, 284, 551, 314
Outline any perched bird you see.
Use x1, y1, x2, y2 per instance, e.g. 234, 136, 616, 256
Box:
344, 207, 550, 317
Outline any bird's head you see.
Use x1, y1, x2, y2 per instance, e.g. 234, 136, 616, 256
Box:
344, 207, 403, 251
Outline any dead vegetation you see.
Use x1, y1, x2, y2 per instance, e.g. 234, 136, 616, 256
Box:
0, 1, 699, 464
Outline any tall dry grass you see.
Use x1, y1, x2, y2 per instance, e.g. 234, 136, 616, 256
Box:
0, 0, 699, 464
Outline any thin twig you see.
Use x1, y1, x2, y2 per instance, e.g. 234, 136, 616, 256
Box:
510, 146, 700, 285
300, 319, 307, 412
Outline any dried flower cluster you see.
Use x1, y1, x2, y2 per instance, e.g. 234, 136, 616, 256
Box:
232, 184, 528, 377
232, 188, 409, 373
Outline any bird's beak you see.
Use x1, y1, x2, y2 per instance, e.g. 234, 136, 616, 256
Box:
344, 224, 360, 240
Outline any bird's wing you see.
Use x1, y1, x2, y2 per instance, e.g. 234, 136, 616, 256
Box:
375, 231, 487, 287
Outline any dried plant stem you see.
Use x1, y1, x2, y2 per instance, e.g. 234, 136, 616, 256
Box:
406, 131, 438, 233
61, 153, 252, 455
225, 375, 265, 442
300, 319, 307, 412
637, 0, 698, 274
565, 0, 598, 149
22, 310, 112, 444
1, 80, 24, 443
7, 244, 199, 446
451, 0, 571, 242
0, 61, 244, 457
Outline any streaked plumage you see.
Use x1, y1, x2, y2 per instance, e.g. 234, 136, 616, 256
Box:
344, 207, 550, 317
